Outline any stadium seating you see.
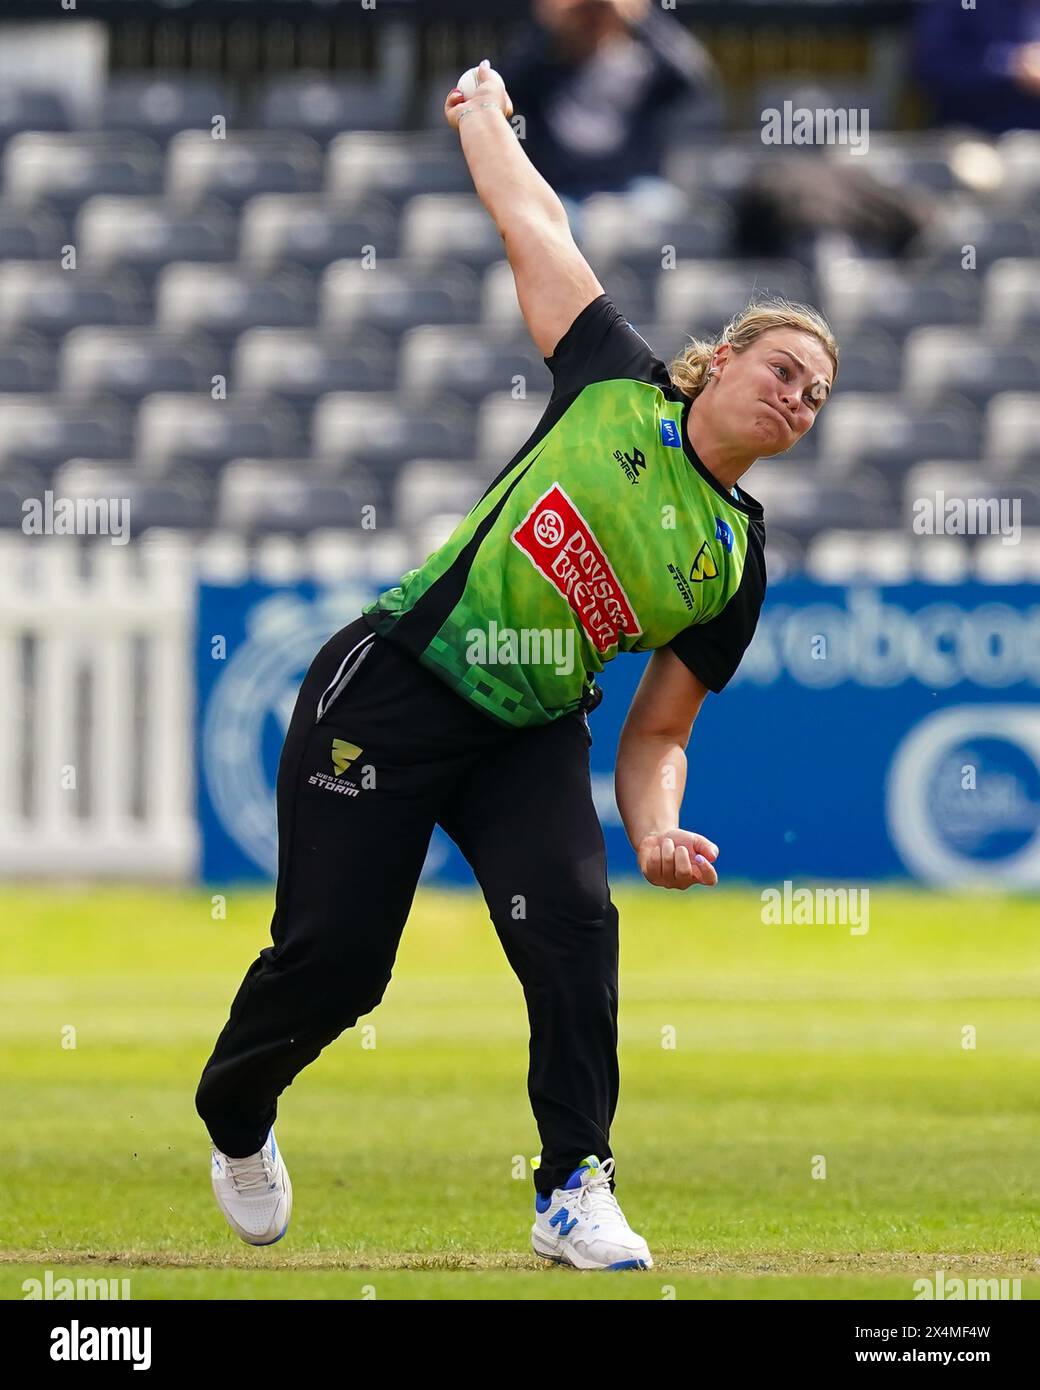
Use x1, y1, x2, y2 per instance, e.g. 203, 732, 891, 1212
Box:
0, 64, 1029, 582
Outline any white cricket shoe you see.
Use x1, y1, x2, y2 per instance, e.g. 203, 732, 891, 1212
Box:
531, 1155, 653, 1270
210, 1128, 293, 1246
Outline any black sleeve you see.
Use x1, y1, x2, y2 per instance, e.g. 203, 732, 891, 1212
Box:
668, 517, 767, 693
544, 293, 671, 402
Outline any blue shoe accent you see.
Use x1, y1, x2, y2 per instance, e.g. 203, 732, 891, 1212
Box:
607, 1258, 648, 1271
534, 1192, 552, 1214
267, 1130, 277, 1162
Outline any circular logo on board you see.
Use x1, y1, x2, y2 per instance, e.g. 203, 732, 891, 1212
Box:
885, 706, 1040, 886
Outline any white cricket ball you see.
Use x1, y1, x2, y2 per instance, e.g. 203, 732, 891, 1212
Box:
456, 65, 484, 99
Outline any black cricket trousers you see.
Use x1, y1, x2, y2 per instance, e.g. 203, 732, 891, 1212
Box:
195, 614, 620, 1196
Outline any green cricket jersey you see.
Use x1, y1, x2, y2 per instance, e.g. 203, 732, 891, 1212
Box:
363, 294, 767, 729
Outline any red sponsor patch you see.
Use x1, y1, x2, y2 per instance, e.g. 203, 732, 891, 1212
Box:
511, 483, 641, 652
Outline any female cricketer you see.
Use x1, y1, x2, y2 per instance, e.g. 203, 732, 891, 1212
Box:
196, 60, 838, 1271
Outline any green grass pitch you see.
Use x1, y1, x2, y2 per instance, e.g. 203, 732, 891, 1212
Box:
1, 884, 1038, 1301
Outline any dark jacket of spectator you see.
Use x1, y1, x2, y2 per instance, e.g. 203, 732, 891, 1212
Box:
503, 5, 717, 198
913, 0, 1040, 133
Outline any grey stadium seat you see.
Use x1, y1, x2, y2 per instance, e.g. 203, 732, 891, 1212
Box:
0, 395, 132, 476
904, 461, 1040, 530
76, 197, 237, 284
836, 135, 962, 195
257, 74, 408, 140
0, 335, 57, 392
321, 257, 481, 338
915, 202, 1040, 274
824, 328, 902, 393
807, 529, 916, 584
3, 133, 163, 215
983, 258, 1040, 337
166, 131, 323, 211
816, 394, 983, 480
475, 391, 552, 466
480, 259, 649, 333
393, 459, 481, 531
59, 329, 222, 402
218, 461, 369, 536
0, 463, 47, 529
239, 194, 398, 272
135, 393, 301, 475
0, 261, 146, 338
155, 264, 316, 346
52, 459, 213, 535
311, 391, 475, 479
903, 329, 1040, 409
400, 193, 504, 269
984, 393, 1040, 473
0, 88, 71, 151
822, 258, 980, 340
232, 328, 396, 422
655, 260, 814, 336
997, 131, 1040, 207
577, 191, 732, 270
663, 133, 782, 211
327, 132, 472, 207
397, 326, 548, 405
0, 203, 66, 260
737, 461, 891, 541
100, 74, 237, 145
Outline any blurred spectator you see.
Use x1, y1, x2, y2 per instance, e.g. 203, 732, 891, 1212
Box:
733, 156, 934, 266
913, 0, 1040, 134
502, 0, 719, 228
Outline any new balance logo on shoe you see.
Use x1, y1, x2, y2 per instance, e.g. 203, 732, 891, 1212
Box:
549, 1206, 578, 1236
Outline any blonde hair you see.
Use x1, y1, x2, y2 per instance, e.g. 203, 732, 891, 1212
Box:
667, 297, 839, 401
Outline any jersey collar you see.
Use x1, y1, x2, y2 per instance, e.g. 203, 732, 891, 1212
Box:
678, 396, 764, 520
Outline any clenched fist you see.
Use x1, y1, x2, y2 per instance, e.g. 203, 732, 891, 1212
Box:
637, 829, 719, 890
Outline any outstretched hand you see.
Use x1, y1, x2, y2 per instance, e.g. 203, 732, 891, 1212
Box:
637, 830, 719, 890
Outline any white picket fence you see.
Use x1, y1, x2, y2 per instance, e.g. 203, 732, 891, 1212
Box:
0, 534, 197, 878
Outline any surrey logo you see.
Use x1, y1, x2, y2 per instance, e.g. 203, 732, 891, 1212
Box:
613, 445, 647, 485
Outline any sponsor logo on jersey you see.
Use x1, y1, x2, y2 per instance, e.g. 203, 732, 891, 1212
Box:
660, 418, 681, 448
511, 483, 641, 653
689, 541, 718, 582
667, 541, 718, 609
715, 517, 734, 552
613, 445, 647, 484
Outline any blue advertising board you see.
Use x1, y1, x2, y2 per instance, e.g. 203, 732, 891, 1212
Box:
196, 580, 1040, 889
